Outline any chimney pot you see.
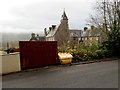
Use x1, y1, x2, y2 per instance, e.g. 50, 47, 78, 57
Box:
52, 25, 56, 30
84, 27, 88, 31
49, 27, 52, 31
91, 26, 94, 30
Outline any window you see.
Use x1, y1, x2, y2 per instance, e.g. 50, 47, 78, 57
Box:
85, 37, 87, 40
73, 37, 76, 41
96, 37, 98, 41
90, 37, 92, 40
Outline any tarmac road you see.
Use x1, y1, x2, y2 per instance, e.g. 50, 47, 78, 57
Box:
2, 60, 118, 88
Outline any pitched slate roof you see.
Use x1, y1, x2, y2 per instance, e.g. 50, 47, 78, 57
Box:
69, 29, 82, 38
46, 25, 59, 37
82, 30, 90, 37
46, 11, 68, 38
89, 28, 100, 36
82, 28, 101, 37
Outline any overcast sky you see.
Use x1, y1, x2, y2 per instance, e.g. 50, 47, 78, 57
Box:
0, 0, 96, 33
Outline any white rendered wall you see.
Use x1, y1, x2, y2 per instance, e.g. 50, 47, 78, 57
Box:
0, 53, 21, 74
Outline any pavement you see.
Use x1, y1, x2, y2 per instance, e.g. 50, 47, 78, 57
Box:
2, 60, 118, 88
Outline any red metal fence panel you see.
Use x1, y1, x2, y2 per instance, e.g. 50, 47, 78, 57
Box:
19, 41, 57, 70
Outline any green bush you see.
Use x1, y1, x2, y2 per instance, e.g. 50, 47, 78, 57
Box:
71, 49, 92, 61
95, 50, 105, 58
101, 40, 120, 56
102, 49, 111, 57
91, 53, 99, 59
58, 42, 111, 62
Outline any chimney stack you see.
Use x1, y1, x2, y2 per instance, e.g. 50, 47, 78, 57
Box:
49, 27, 52, 31
52, 25, 56, 30
84, 27, 88, 31
91, 26, 94, 30
44, 28, 47, 36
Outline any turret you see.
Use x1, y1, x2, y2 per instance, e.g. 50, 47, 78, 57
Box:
62, 11, 68, 20
61, 10, 68, 23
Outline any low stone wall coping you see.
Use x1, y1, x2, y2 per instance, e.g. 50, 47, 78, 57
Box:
0, 52, 20, 56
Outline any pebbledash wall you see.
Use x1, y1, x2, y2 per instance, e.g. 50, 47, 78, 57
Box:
0, 52, 21, 74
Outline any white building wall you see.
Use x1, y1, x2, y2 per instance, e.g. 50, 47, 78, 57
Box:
0, 53, 21, 74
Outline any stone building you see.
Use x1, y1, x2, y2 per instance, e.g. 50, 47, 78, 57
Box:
29, 33, 38, 41
80, 26, 106, 46
29, 33, 45, 41
69, 29, 82, 47
44, 11, 82, 47
45, 11, 70, 46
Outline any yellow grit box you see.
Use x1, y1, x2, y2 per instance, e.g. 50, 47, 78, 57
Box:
58, 53, 73, 64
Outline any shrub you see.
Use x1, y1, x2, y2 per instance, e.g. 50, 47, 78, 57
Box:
102, 49, 111, 57
95, 50, 105, 58
58, 45, 67, 53
58, 41, 111, 62
101, 40, 120, 56
87, 44, 100, 53
90, 52, 98, 59
74, 49, 92, 61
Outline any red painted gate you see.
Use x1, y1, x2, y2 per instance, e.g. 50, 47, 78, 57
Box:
19, 41, 57, 70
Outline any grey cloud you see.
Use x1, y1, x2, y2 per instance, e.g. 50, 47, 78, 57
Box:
1, 1, 94, 33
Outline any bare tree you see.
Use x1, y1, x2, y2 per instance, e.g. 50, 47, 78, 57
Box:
87, 0, 120, 41
87, 0, 120, 56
